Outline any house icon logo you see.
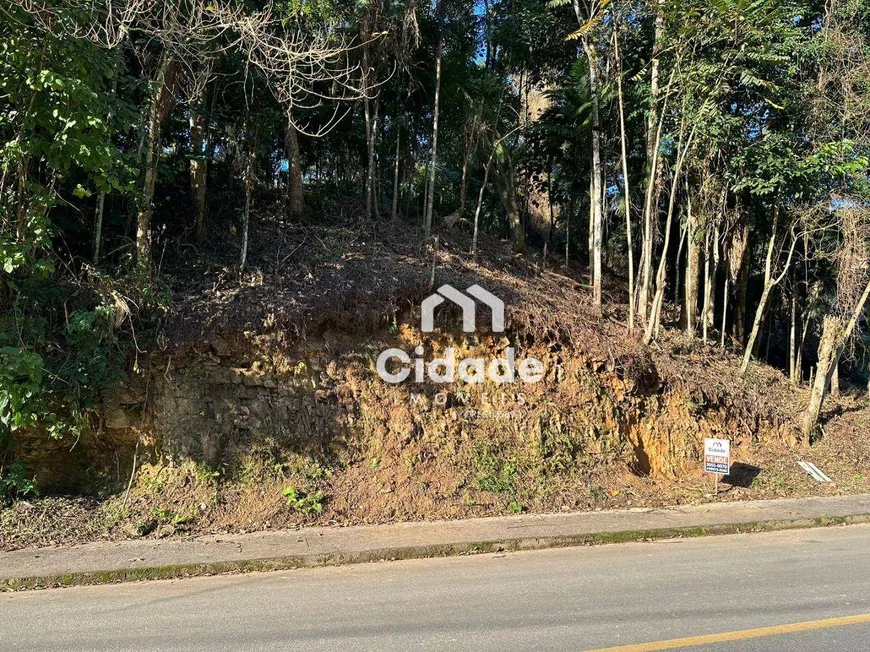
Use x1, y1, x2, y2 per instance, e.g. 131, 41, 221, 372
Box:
375, 283, 543, 384
421, 284, 505, 333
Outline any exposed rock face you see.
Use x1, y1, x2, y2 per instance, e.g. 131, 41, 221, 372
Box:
149, 357, 354, 468
22, 307, 795, 509
92, 323, 786, 487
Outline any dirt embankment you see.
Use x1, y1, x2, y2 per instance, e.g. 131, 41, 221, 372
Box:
3, 215, 868, 551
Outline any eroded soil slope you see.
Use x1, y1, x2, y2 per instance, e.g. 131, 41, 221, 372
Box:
3, 213, 868, 551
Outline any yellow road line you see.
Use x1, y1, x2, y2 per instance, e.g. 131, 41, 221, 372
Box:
585, 612, 870, 652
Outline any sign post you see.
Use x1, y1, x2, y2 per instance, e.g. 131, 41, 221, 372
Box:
703, 438, 730, 495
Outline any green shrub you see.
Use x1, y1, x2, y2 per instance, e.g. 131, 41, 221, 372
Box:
282, 487, 324, 514
1, 461, 36, 503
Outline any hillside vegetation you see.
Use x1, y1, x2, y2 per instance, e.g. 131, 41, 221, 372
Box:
4, 214, 870, 550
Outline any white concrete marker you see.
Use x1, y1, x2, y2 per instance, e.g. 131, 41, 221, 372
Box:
798, 461, 832, 482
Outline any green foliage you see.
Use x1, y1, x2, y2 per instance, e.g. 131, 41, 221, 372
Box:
0, 21, 137, 197
282, 487, 325, 514
0, 276, 132, 448
152, 507, 192, 526
300, 461, 332, 481
276, 0, 348, 22
474, 446, 518, 494
537, 417, 576, 475
0, 347, 48, 439
1, 461, 36, 502
0, 8, 143, 476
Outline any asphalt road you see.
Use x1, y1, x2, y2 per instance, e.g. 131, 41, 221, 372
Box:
4, 525, 870, 651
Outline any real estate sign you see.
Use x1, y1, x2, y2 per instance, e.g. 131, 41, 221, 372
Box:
704, 438, 730, 475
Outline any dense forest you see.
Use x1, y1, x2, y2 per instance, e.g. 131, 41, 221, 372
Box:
1, 0, 870, 499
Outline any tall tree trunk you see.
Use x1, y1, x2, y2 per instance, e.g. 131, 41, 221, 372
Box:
570, 0, 604, 302
391, 124, 401, 222
794, 230, 812, 384
239, 128, 255, 274
483, 0, 493, 70
93, 189, 106, 264
93, 74, 119, 263
801, 280, 870, 442
363, 92, 374, 218
471, 155, 494, 256
644, 118, 697, 344
646, 2, 664, 176
125, 118, 146, 238
684, 190, 701, 337
11, 167, 27, 237
720, 276, 729, 349
371, 98, 380, 215
286, 117, 305, 218
729, 218, 750, 347
566, 195, 572, 267
136, 53, 173, 275
457, 113, 478, 220
639, 3, 666, 322
796, 312, 810, 384
789, 292, 797, 384
190, 107, 208, 244
504, 184, 525, 254
702, 229, 713, 342
742, 285, 773, 374
638, 94, 669, 324
615, 26, 634, 330
547, 157, 556, 244
361, 14, 376, 221
458, 152, 470, 217
735, 254, 750, 346
424, 18, 444, 239
741, 208, 779, 373
642, 184, 677, 344
675, 222, 687, 318
802, 317, 841, 444
741, 208, 799, 374
492, 147, 525, 254
421, 162, 428, 221
588, 176, 594, 281
583, 37, 604, 314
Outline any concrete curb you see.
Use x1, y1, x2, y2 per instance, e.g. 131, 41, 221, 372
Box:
2, 510, 868, 591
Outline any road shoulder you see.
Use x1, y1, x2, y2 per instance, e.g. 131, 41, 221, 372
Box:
3, 494, 870, 590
